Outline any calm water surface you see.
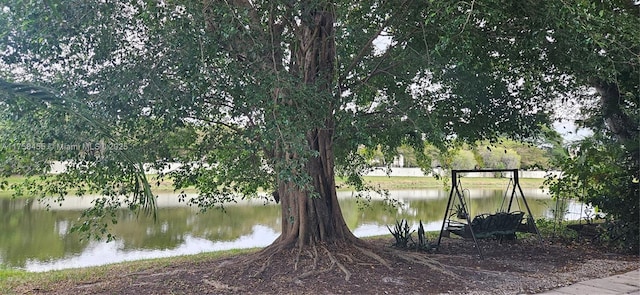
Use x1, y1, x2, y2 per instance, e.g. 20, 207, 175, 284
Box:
0, 188, 584, 272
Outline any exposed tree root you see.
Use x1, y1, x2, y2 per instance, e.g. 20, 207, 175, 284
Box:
299, 246, 314, 271
355, 245, 392, 269
297, 263, 334, 280
215, 238, 463, 288
202, 279, 241, 292
298, 245, 334, 279
389, 248, 462, 279
323, 246, 352, 281
296, 245, 353, 281
336, 253, 354, 263
250, 250, 277, 278
245, 240, 296, 278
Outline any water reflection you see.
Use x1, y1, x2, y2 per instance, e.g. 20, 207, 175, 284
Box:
0, 189, 583, 272
22, 226, 280, 271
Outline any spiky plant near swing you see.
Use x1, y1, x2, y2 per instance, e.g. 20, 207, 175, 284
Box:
416, 220, 434, 250
387, 219, 434, 250
388, 219, 413, 248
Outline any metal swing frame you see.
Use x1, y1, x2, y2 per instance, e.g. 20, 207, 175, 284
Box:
436, 169, 542, 259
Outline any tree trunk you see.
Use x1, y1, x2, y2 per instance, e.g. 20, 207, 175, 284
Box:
275, 124, 359, 247
202, 1, 361, 248
272, 3, 360, 248
591, 79, 639, 164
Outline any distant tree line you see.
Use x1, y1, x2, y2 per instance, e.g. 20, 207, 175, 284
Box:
363, 127, 567, 171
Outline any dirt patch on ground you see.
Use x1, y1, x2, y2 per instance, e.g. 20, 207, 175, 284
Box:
15, 235, 640, 295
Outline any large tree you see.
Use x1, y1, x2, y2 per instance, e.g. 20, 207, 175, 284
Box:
4, 0, 628, 276
0, 0, 552, 244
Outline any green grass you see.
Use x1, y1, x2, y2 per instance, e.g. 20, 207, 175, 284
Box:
0, 266, 28, 279
0, 174, 546, 199
342, 176, 545, 190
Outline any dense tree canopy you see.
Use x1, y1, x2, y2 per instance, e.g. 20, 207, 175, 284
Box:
508, 0, 639, 252
0, 0, 637, 254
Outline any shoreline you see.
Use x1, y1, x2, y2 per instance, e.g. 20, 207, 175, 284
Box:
0, 175, 546, 199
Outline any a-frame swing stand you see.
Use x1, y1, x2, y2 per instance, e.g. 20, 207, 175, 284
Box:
436, 169, 542, 259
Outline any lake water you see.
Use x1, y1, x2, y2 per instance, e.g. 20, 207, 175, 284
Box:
0, 188, 585, 272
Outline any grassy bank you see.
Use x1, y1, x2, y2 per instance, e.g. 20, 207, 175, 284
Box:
340, 176, 545, 190
0, 175, 546, 199
0, 235, 404, 293
0, 247, 260, 294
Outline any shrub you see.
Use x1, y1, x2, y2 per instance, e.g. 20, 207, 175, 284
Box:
387, 219, 414, 248
388, 219, 435, 251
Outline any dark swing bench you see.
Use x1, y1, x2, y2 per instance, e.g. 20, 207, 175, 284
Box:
447, 211, 525, 240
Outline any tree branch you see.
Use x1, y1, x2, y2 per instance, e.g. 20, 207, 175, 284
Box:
337, 7, 396, 86
338, 2, 418, 92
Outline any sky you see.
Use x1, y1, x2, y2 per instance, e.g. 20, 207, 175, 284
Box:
553, 119, 593, 142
